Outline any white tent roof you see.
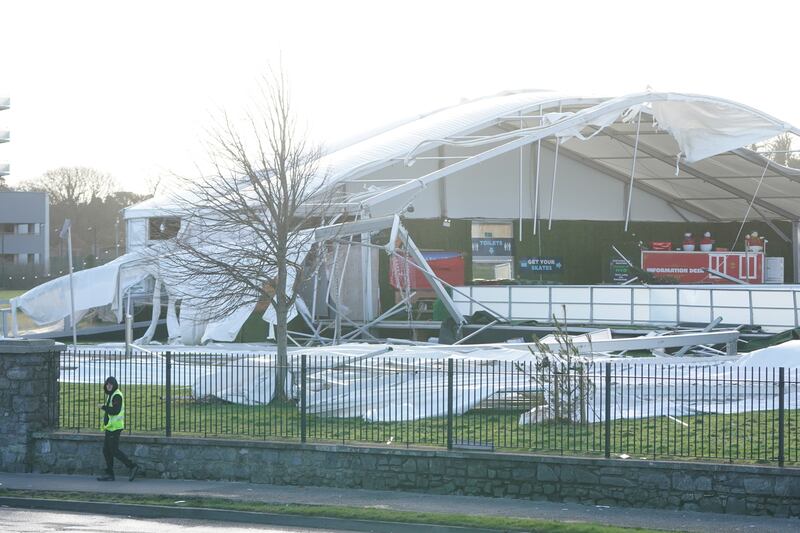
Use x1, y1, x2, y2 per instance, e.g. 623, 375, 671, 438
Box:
125, 90, 799, 223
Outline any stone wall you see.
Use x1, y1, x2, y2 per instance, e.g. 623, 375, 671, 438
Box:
31, 432, 800, 517
0, 339, 63, 472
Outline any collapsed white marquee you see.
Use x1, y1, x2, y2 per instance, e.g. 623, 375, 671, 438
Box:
10, 91, 800, 344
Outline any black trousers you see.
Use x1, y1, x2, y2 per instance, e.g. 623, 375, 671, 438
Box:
103, 429, 134, 474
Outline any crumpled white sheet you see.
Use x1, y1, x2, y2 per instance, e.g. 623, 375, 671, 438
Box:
14, 253, 151, 326
543, 94, 791, 164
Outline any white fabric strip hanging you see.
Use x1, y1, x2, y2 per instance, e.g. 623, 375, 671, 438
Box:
533, 105, 543, 235
518, 112, 524, 241
624, 113, 642, 232
548, 141, 560, 230
731, 159, 771, 251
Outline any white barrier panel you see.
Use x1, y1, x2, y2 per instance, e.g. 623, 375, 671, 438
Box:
455, 285, 800, 328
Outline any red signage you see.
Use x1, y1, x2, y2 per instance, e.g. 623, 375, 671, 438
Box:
641, 251, 764, 284
390, 252, 465, 290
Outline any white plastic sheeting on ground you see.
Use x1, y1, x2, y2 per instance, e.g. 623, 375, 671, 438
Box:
731, 339, 800, 368
183, 339, 800, 424
191, 355, 284, 406
61, 339, 800, 424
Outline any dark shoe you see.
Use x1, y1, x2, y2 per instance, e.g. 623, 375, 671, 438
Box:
96, 474, 115, 481
128, 465, 140, 482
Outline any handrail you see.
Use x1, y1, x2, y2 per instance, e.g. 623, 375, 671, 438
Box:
454, 284, 800, 330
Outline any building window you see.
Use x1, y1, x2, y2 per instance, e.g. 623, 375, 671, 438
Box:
1, 223, 14, 234
148, 217, 181, 240
470, 221, 514, 281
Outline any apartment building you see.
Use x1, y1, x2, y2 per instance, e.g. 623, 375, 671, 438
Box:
0, 191, 50, 275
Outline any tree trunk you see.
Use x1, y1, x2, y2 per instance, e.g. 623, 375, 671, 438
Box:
274, 304, 289, 402
273, 247, 289, 403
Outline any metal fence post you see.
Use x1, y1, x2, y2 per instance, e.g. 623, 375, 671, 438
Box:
605, 362, 611, 459
447, 358, 454, 450
779, 367, 785, 467
300, 354, 307, 444
165, 351, 172, 437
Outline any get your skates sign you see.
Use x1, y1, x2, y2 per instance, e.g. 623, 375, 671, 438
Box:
641, 251, 764, 284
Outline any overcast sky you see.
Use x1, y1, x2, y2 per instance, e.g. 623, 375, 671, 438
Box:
1, 0, 798, 194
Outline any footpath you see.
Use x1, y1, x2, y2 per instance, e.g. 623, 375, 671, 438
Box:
0, 472, 798, 532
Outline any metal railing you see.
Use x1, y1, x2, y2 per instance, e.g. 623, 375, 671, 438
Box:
55, 350, 799, 466
454, 284, 800, 329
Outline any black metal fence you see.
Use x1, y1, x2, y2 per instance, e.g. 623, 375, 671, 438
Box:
56, 350, 800, 466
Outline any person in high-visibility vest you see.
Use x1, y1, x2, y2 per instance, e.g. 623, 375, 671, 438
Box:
97, 376, 140, 481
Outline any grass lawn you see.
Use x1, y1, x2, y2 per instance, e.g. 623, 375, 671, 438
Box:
0, 489, 665, 532
0, 289, 25, 301
59, 382, 799, 465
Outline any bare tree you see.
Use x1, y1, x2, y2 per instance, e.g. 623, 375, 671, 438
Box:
22, 166, 117, 206
767, 133, 799, 168
160, 70, 334, 401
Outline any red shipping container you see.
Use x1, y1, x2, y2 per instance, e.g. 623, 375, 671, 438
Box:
390, 251, 465, 289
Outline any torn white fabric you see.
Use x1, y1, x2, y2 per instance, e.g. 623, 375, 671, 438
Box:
166, 295, 181, 344
202, 301, 258, 344
649, 98, 791, 163
135, 278, 162, 344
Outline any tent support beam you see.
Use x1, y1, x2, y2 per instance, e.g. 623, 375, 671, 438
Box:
361, 94, 669, 211
314, 214, 465, 332
599, 127, 797, 220
342, 291, 416, 341
543, 140, 722, 222
732, 149, 800, 185
398, 225, 466, 326
751, 206, 791, 242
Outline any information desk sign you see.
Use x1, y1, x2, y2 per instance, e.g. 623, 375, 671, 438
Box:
641, 251, 764, 284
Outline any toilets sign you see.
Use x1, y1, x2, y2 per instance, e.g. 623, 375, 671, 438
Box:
471, 238, 514, 257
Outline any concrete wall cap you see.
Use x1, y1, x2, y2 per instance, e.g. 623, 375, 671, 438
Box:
0, 339, 67, 354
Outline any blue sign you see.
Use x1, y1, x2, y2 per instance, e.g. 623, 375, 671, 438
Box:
518, 256, 564, 274
471, 238, 513, 257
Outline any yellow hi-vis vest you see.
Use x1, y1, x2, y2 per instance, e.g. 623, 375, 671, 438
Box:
102, 389, 125, 431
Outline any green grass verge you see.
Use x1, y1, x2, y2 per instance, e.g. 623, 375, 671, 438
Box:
0, 289, 25, 300
59, 382, 799, 465
0, 489, 665, 532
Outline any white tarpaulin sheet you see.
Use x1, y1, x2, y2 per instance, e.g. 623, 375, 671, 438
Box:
649, 97, 792, 163
14, 254, 151, 326
542, 94, 792, 164
55, 339, 800, 425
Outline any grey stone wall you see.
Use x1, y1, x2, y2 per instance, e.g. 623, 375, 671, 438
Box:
31, 432, 800, 518
0, 340, 62, 472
